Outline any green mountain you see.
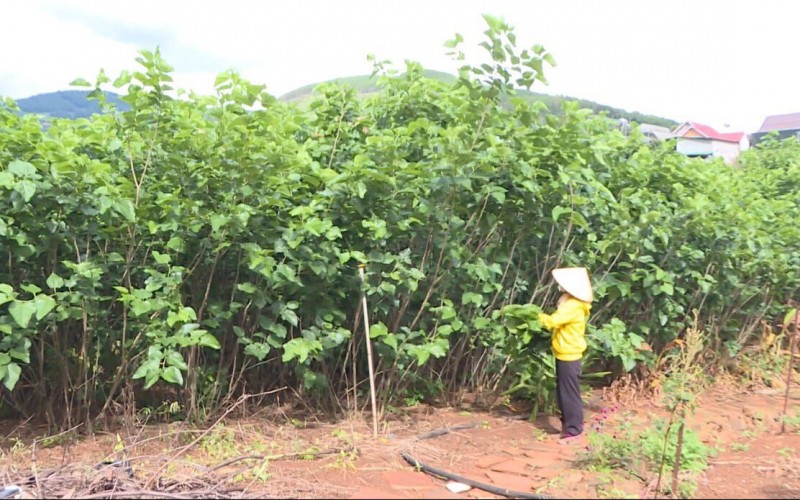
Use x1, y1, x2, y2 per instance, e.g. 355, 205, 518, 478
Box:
14, 90, 128, 120
279, 70, 678, 129
15, 73, 679, 129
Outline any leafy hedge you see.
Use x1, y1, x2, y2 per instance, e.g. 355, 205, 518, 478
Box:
0, 17, 798, 426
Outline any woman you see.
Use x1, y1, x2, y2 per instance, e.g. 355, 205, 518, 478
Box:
538, 267, 593, 439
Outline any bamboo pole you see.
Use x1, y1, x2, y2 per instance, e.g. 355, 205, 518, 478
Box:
358, 264, 379, 437
781, 306, 799, 434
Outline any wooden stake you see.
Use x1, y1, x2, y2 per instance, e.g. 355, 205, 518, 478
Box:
781, 307, 799, 434
358, 264, 379, 437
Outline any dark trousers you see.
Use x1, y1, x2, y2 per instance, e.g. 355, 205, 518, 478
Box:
556, 359, 583, 436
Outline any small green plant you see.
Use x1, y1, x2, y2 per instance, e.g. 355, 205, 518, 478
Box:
198, 425, 239, 460
37, 431, 79, 448
251, 458, 271, 482
730, 442, 750, 452
641, 419, 716, 474
0, 437, 26, 459
654, 314, 708, 497
327, 449, 358, 471
578, 421, 640, 472
535, 474, 564, 495
598, 487, 638, 499
781, 410, 800, 433
777, 447, 794, 458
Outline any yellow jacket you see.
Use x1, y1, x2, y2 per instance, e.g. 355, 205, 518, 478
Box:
538, 296, 591, 361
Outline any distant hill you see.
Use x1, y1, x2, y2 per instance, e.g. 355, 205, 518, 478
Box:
15, 75, 679, 130
279, 70, 679, 129
15, 90, 127, 120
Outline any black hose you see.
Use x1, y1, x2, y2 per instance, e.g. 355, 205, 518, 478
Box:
399, 451, 554, 500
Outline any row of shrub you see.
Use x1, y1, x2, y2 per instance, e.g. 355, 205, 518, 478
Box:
0, 17, 797, 427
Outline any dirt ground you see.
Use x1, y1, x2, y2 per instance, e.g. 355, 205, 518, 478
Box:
1, 380, 799, 499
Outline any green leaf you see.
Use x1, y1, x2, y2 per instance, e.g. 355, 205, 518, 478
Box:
161, 366, 184, 385
70, 78, 92, 87
8, 161, 37, 177
113, 199, 136, 222
444, 33, 463, 48
9, 301, 36, 328
784, 308, 798, 328
165, 351, 188, 370
3, 362, 21, 390
34, 294, 56, 320
0, 172, 14, 188
280, 307, 299, 326
198, 332, 221, 349
382, 334, 398, 351
144, 371, 159, 390
10, 339, 31, 364
46, 273, 65, 289
440, 306, 456, 320
461, 292, 483, 306
14, 180, 36, 202
369, 322, 388, 339
244, 343, 270, 361
152, 251, 170, 265
210, 214, 228, 232
166, 236, 184, 251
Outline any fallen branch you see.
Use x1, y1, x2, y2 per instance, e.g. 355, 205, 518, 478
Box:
78, 490, 194, 499
143, 388, 286, 489
201, 446, 355, 474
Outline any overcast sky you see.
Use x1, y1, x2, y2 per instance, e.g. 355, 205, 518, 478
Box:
3, 0, 797, 132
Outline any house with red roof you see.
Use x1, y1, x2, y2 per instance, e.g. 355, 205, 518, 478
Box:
750, 112, 800, 145
671, 121, 747, 164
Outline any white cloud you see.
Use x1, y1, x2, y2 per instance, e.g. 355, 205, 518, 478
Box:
3, 0, 798, 132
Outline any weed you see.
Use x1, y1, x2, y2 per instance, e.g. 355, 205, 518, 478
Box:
730, 442, 750, 452
598, 487, 638, 499
327, 449, 358, 471
535, 474, 564, 494
532, 428, 548, 442
577, 416, 715, 499
780, 408, 800, 433
251, 458, 271, 482
0, 438, 26, 460
777, 447, 794, 458
37, 431, 79, 448
198, 424, 239, 460
642, 419, 717, 474
577, 421, 639, 472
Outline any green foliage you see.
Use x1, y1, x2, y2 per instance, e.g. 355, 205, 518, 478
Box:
580, 417, 715, 489
586, 318, 651, 373
0, 15, 797, 426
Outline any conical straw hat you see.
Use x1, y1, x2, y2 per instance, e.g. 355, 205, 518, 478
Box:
551, 267, 593, 303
